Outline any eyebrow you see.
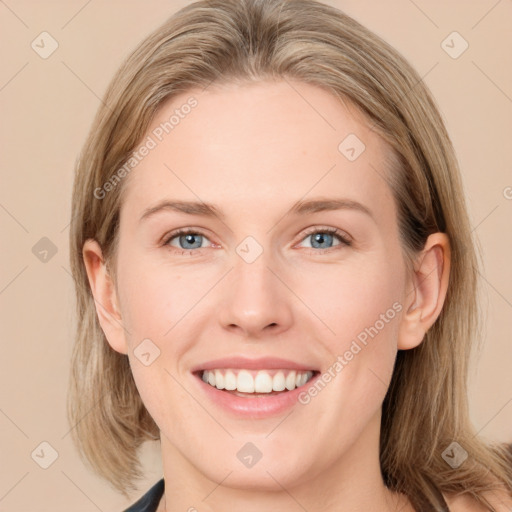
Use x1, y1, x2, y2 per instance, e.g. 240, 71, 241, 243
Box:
139, 197, 374, 223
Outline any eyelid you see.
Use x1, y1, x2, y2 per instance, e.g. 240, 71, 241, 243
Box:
162, 225, 352, 255
293, 227, 352, 254
297, 225, 352, 245
161, 227, 215, 248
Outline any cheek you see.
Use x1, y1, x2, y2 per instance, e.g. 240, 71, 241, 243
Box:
294, 254, 405, 404
116, 256, 200, 344
115, 256, 208, 422
295, 253, 405, 351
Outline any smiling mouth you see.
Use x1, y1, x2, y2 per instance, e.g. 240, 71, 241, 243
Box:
194, 368, 319, 396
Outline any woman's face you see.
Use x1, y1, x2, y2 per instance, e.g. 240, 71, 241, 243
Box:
105, 80, 417, 490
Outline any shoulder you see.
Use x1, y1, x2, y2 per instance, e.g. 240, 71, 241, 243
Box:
443, 489, 512, 512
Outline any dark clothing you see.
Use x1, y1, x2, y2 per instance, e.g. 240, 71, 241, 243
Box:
123, 478, 164, 512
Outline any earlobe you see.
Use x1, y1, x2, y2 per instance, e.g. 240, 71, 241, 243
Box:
397, 232, 451, 350
82, 239, 128, 355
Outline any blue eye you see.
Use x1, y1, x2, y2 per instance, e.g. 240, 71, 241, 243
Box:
305, 232, 337, 249
299, 228, 352, 252
164, 230, 209, 251
162, 227, 351, 255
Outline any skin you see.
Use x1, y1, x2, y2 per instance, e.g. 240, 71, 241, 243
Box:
83, 80, 453, 512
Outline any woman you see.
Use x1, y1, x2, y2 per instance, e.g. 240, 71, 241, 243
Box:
67, 0, 512, 510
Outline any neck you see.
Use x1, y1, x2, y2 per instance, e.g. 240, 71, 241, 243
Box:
158, 411, 412, 512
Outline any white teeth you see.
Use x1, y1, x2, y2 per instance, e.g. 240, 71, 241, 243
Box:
285, 372, 296, 390
272, 371, 286, 391
224, 371, 237, 390
254, 371, 273, 393
237, 370, 254, 393
214, 370, 225, 390
200, 369, 314, 393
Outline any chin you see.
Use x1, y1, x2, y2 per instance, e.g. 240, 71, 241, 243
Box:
192, 448, 320, 492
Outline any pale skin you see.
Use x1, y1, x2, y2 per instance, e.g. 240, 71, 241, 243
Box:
82, 80, 505, 511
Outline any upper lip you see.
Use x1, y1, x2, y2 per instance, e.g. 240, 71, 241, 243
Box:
190, 356, 319, 373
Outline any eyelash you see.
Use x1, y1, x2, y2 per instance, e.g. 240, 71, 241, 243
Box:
162, 226, 352, 256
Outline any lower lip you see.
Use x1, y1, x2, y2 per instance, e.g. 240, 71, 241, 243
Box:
192, 372, 320, 419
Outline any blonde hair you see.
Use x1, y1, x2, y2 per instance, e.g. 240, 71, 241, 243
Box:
68, 0, 512, 508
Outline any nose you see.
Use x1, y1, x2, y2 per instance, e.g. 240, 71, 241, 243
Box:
217, 246, 293, 339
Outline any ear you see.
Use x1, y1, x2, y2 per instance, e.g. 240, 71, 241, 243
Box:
82, 239, 128, 354
398, 232, 451, 350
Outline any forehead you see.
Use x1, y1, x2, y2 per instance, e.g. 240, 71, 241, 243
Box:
120, 80, 395, 223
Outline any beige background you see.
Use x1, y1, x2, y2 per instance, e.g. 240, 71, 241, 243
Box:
0, 0, 511, 510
